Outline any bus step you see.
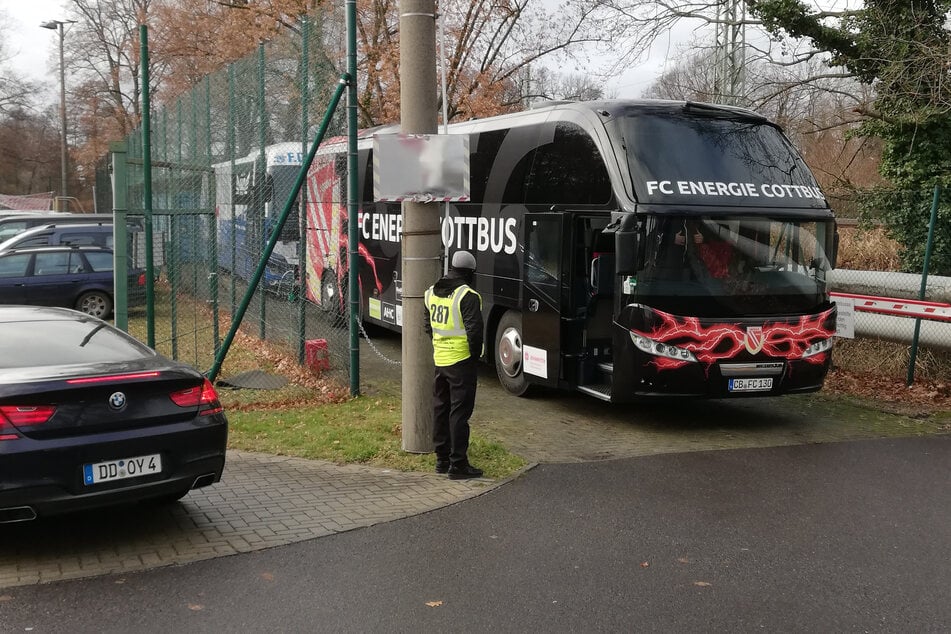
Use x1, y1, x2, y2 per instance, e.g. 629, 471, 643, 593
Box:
577, 383, 611, 401
596, 362, 614, 375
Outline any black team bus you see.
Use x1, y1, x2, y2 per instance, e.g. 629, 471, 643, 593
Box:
304, 100, 838, 401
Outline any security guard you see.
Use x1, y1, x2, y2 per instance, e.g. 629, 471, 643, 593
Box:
424, 250, 484, 480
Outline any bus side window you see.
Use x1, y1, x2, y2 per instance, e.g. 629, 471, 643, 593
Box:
524, 123, 611, 206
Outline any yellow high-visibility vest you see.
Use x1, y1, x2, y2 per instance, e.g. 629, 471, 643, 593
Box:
425, 284, 482, 367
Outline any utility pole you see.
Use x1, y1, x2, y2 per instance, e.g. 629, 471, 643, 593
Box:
713, 0, 746, 106
400, 0, 440, 453
40, 19, 76, 212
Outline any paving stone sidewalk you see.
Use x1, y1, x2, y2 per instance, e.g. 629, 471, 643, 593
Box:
0, 451, 497, 590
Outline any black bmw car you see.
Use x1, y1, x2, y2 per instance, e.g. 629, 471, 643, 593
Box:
0, 305, 228, 523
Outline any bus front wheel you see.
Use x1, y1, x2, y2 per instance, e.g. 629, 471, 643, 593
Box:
495, 310, 531, 397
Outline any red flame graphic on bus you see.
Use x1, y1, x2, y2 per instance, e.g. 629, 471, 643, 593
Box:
631, 307, 836, 371
304, 160, 383, 307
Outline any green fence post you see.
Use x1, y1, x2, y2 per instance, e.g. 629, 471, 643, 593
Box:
170, 99, 182, 360
139, 25, 155, 348
347, 0, 360, 396
257, 42, 268, 341
228, 64, 237, 317
191, 84, 200, 334
111, 141, 129, 332
207, 76, 219, 357
297, 16, 310, 365
906, 184, 941, 386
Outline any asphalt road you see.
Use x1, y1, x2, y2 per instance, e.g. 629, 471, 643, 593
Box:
3, 435, 950, 633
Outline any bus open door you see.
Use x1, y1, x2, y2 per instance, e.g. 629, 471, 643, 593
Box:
512, 212, 566, 392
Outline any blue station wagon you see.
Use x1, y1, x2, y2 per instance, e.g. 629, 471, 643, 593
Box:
0, 245, 145, 319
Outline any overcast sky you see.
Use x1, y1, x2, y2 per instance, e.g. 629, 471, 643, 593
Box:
5, 0, 67, 78
3, 0, 690, 101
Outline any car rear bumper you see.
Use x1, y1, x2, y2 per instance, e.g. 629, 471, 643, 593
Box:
0, 417, 227, 520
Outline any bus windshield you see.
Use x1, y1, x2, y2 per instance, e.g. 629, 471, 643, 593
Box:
636, 215, 835, 318
621, 111, 826, 208
267, 165, 302, 243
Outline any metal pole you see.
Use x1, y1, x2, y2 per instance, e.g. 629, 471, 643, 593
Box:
228, 64, 237, 316
206, 76, 219, 356
439, 11, 450, 276
298, 17, 310, 366
347, 0, 361, 396
41, 20, 75, 211
906, 184, 941, 386
57, 22, 68, 211
258, 43, 268, 341
111, 142, 129, 331
400, 0, 440, 453
140, 25, 155, 348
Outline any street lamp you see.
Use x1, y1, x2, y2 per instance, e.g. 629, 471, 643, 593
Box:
40, 19, 76, 212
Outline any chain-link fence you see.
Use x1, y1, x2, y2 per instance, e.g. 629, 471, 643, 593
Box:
829, 187, 951, 382
110, 19, 365, 388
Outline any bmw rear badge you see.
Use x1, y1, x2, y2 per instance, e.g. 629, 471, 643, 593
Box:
108, 391, 127, 410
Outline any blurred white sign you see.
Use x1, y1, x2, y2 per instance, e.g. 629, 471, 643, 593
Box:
373, 134, 470, 202
834, 296, 855, 338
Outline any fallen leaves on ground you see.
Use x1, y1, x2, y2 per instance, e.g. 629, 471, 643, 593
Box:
824, 368, 951, 413
425, 600, 443, 607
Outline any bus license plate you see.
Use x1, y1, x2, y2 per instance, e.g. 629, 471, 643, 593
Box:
728, 378, 773, 392
83, 454, 162, 486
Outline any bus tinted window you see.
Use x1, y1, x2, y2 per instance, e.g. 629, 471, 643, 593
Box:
525, 124, 611, 206
470, 130, 505, 203
624, 114, 825, 208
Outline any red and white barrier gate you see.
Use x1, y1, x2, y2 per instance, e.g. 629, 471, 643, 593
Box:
830, 292, 951, 323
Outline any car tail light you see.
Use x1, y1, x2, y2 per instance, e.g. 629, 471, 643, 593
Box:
169, 378, 223, 416
137, 273, 146, 287
0, 405, 56, 440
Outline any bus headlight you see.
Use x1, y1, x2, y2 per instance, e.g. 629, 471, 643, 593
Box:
630, 332, 698, 363
802, 337, 834, 359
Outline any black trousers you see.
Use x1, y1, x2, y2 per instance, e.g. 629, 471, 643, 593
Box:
433, 357, 478, 466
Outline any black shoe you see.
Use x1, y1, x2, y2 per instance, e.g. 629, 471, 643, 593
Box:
448, 464, 483, 480
435, 460, 450, 474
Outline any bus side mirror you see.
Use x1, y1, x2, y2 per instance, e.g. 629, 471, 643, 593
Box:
615, 230, 644, 274
831, 230, 839, 269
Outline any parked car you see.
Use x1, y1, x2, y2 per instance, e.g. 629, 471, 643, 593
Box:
0, 245, 145, 319
0, 222, 116, 252
0, 213, 112, 243
0, 305, 228, 522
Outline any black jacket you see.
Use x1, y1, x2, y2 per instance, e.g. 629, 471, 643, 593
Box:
424, 270, 484, 360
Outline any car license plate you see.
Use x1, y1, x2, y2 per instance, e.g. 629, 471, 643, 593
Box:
83, 454, 162, 485
728, 377, 773, 392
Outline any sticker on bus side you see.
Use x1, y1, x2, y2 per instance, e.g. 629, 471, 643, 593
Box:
523, 345, 548, 379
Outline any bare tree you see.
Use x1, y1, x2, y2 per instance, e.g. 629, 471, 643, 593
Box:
65, 0, 152, 137
644, 42, 881, 199
519, 67, 612, 105
0, 9, 40, 116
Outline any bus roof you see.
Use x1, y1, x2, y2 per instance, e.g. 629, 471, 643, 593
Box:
312, 99, 776, 154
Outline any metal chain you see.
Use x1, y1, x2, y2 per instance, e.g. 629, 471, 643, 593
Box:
358, 319, 402, 365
